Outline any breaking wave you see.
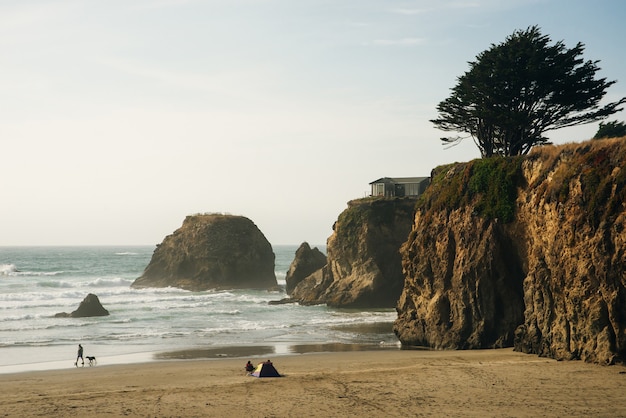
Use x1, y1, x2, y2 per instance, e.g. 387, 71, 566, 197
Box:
0, 264, 19, 276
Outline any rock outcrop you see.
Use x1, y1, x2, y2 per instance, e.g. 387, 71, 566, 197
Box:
291, 197, 416, 308
132, 214, 277, 291
394, 138, 626, 364
55, 293, 109, 318
285, 242, 327, 294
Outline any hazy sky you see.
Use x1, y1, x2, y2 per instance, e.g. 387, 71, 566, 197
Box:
2, 0, 625, 246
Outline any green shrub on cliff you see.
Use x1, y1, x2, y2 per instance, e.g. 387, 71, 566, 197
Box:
420, 157, 523, 223
468, 157, 523, 222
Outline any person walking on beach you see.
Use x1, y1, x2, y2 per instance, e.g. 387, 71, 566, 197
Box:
75, 344, 84, 366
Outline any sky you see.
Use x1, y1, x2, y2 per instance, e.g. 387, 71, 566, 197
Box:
1, 0, 625, 246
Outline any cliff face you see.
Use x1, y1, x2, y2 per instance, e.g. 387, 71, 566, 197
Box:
132, 214, 276, 291
394, 207, 526, 350
394, 138, 626, 364
513, 140, 626, 364
291, 197, 416, 308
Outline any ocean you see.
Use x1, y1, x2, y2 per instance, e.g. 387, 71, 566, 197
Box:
0, 245, 399, 373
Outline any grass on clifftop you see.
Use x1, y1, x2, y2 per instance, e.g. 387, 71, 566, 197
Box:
530, 137, 626, 228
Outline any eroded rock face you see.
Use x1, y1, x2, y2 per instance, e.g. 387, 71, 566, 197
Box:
285, 242, 327, 294
55, 293, 109, 318
394, 139, 626, 364
132, 214, 277, 291
512, 140, 626, 364
394, 207, 525, 350
291, 197, 416, 308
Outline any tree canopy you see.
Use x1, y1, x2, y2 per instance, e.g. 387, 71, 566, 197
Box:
593, 120, 626, 139
431, 26, 626, 157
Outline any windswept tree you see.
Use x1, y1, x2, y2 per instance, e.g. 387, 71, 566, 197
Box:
431, 26, 626, 157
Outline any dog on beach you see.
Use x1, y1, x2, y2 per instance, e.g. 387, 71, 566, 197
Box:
86, 356, 97, 366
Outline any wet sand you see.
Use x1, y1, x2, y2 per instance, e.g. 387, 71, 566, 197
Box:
0, 348, 624, 417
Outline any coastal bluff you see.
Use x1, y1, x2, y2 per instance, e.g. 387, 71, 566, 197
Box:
132, 214, 277, 291
290, 197, 416, 308
394, 138, 626, 364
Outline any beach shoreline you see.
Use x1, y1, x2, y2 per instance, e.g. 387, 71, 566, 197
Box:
0, 341, 402, 375
1, 348, 625, 417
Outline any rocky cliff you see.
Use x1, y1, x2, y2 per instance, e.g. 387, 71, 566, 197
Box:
290, 197, 416, 308
132, 214, 277, 291
394, 138, 626, 364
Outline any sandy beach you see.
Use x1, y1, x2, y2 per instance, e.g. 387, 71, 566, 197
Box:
0, 348, 624, 417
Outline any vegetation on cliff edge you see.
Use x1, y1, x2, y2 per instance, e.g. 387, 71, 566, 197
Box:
419, 138, 626, 228
529, 138, 626, 228
419, 157, 523, 223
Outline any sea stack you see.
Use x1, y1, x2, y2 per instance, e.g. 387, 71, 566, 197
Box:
55, 293, 109, 318
285, 242, 327, 295
132, 214, 277, 291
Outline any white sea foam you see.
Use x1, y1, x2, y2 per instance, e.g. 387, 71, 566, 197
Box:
0, 264, 17, 276
1, 267, 64, 277
37, 280, 74, 288
88, 277, 134, 287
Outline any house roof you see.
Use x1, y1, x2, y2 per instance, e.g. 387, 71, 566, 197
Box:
369, 176, 429, 185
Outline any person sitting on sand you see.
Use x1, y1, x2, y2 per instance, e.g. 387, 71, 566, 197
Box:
245, 361, 254, 373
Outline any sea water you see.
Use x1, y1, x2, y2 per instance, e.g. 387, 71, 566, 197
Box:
0, 245, 399, 373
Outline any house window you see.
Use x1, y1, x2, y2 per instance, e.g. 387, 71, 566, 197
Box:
373, 183, 385, 196
405, 183, 419, 196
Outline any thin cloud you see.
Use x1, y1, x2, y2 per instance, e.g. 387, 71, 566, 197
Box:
370, 38, 427, 46
346, 20, 370, 27
128, 0, 196, 11
390, 2, 482, 16
390, 8, 429, 15
0, 1, 77, 31
95, 57, 246, 96
449, 1, 481, 8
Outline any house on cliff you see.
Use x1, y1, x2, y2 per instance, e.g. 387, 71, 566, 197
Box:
369, 177, 430, 198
